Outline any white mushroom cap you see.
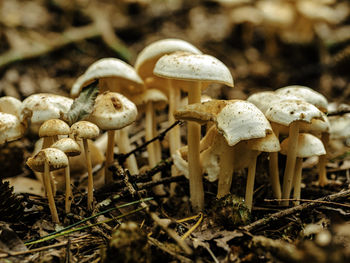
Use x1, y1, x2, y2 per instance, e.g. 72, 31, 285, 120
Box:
329, 115, 350, 140
71, 58, 144, 98
0, 112, 25, 144
131, 89, 168, 110
300, 113, 330, 134
257, 0, 295, 27
175, 99, 272, 146
265, 99, 325, 126
38, 119, 70, 138
154, 52, 234, 89
21, 93, 73, 126
247, 91, 283, 114
280, 133, 326, 158
88, 91, 137, 130
70, 121, 100, 140
275, 85, 328, 112
0, 96, 22, 118
247, 132, 281, 152
26, 148, 69, 172
51, 138, 81, 157
135, 38, 202, 79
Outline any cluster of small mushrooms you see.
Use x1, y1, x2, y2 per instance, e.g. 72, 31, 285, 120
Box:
1, 38, 349, 223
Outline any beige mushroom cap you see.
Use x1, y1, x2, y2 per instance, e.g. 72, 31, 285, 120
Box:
175, 99, 272, 146
71, 58, 144, 98
135, 38, 202, 79
131, 89, 168, 111
51, 138, 81, 157
280, 133, 326, 158
329, 115, 350, 140
0, 96, 22, 118
88, 92, 137, 130
26, 148, 69, 172
265, 99, 325, 126
257, 0, 295, 27
154, 52, 234, 88
275, 85, 328, 112
21, 93, 73, 125
70, 121, 100, 140
300, 113, 330, 134
39, 119, 70, 138
0, 112, 25, 144
247, 132, 280, 152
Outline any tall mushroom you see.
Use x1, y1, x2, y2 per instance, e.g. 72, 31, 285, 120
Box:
155, 52, 234, 211
70, 121, 100, 211
51, 138, 81, 213
280, 133, 325, 205
27, 148, 68, 223
87, 91, 137, 184
71, 58, 144, 175
265, 100, 325, 206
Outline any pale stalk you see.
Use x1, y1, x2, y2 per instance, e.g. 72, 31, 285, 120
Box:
217, 136, 235, 199
44, 162, 59, 223
83, 139, 94, 211
293, 157, 303, 206
116, 128, 139, 175
152, 108, 162, 162
245, 150, 258, 211
42, 137, 56, 197
65, 160, 72, 213
281, 122, 300, 206
187, 82, 204, 211
105, 130, 115, 184
318, 132, 329, 187
269, 126, 281, 199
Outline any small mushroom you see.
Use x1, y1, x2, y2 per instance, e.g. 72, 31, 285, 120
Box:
280, 133, 326, 205
27, 148, 69, 223
87, 91, 137, 184
0, 96, 22, 118
70, 121, 100, 210
0, 112, 26, 144
51, 138, 81, 213
155, 52, 234, 211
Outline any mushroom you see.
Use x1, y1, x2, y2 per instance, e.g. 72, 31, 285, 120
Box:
21, 93, 73, 133
0, 112, 26, 144
71, 58, 144, 175
265, 99, 325, 206
51, 138, 81, 213
70, 121, 100, 210
155, 53, 234, 211
175, 100, 272, 202
280, 133, 326, 205
87, 91, 137, 184
134, 38, 202, 164
27, 148, 69, 223
0, 96, 22, 118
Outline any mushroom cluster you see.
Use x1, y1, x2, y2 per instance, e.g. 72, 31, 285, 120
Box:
2, 38, 348, 224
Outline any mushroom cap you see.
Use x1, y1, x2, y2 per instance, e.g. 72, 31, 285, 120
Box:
0, 112, 25, 144
280, 133, 326, 158
175, 99, 272, 146
71, 58, 144, 98
131, 89, 168, 111
247, 132, 281, 152
21, 93, 73, 125
300, 113, 330, 134
26, 148, 69, 172
88, 91, 137, 130
38, 119, 70, 137
329, 115, 350, 140
257, 0, 295, 27
0, 96, 22, 118
265, 99, 325, 126
247, 91, 281, 114
275, 85, 328, 112
51, 138, 81, 157
153, 52, 234, 89
180, 94, 212, 108
70, 121, 100, 139
135, 38, 202, 80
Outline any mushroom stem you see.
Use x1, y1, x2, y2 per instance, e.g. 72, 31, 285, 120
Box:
245, 150, 259, 211
187, 82, 204, 211
217, 136, 235, 199
281, 121, 300, 206
83, 139, 94, 211
293, 157, 303, 206
168, 79, 181, 155
116, 128, 139, 175
44, 161, 59, 223
152, 107, 162, 163
105, 130, 115, 184
42, 137, 56, 197
269, 124, 281, 199
65, 159, 72, 213
146, 101, 165, 195
318, 132, 329, 187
